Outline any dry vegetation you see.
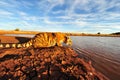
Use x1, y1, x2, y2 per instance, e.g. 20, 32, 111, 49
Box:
0, 30, 38, 35
0, 30, 120, 37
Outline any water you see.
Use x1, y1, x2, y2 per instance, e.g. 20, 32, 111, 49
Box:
71, 36, 120, 80
3, 34, 35, 37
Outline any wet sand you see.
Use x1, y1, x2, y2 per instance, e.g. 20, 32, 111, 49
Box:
0, 36, 108, 80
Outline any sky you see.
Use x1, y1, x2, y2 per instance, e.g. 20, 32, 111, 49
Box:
0, 0, 120, 33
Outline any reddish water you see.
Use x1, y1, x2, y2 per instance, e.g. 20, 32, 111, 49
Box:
71, 36, 120, 80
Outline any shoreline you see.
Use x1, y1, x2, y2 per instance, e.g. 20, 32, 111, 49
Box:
0, 30, 120, 37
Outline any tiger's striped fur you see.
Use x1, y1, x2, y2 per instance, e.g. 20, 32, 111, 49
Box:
0, 32, 72, 48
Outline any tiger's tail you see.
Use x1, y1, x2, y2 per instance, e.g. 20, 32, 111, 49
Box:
0, 40, 33, 48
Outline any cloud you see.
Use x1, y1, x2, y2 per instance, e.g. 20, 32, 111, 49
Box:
0, 9, 13, 16
20, 0, 34, 9
0, 0, 34, 11
0, 0, 120, 33
0, 0, 14, 7
18, 11, 28, 16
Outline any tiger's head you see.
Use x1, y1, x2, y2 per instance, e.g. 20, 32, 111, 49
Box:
64, 36, 72, 46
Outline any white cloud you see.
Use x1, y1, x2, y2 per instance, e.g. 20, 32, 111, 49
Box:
0, 9, 13, 16
0, 1, 10, 6
20, 0, 34, 9
0, 0, 34, 10
18, 11, 28, 16
0, 0, 119, 33
17, 11, 45, 22
37, 0, 66, 16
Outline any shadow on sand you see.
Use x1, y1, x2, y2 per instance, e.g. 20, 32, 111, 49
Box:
15, 37, 31, 43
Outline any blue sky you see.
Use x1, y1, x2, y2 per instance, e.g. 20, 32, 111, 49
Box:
0, 0, 120, 33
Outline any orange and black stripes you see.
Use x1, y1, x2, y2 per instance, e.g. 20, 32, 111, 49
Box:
0, 33, 72, 48
0, 41, 32, 48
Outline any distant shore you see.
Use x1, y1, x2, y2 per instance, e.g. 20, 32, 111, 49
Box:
0, 30, 38, 35
0, 30, 120, 37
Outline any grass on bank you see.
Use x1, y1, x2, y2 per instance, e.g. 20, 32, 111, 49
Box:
0, 30, 120, 37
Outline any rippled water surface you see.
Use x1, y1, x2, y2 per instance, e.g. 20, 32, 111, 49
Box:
71, 36, 120, 80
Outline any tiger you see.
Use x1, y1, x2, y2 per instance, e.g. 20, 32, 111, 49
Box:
0, 32, 72, 48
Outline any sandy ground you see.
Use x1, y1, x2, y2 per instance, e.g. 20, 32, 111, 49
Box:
0, 36, 109, 80
0, 35, 31, 43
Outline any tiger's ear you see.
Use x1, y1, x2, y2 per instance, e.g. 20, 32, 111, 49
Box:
52, 33, 56, 37
64, 36, 67, 40
64, 36, 68, 43
66, 36, 70, 39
